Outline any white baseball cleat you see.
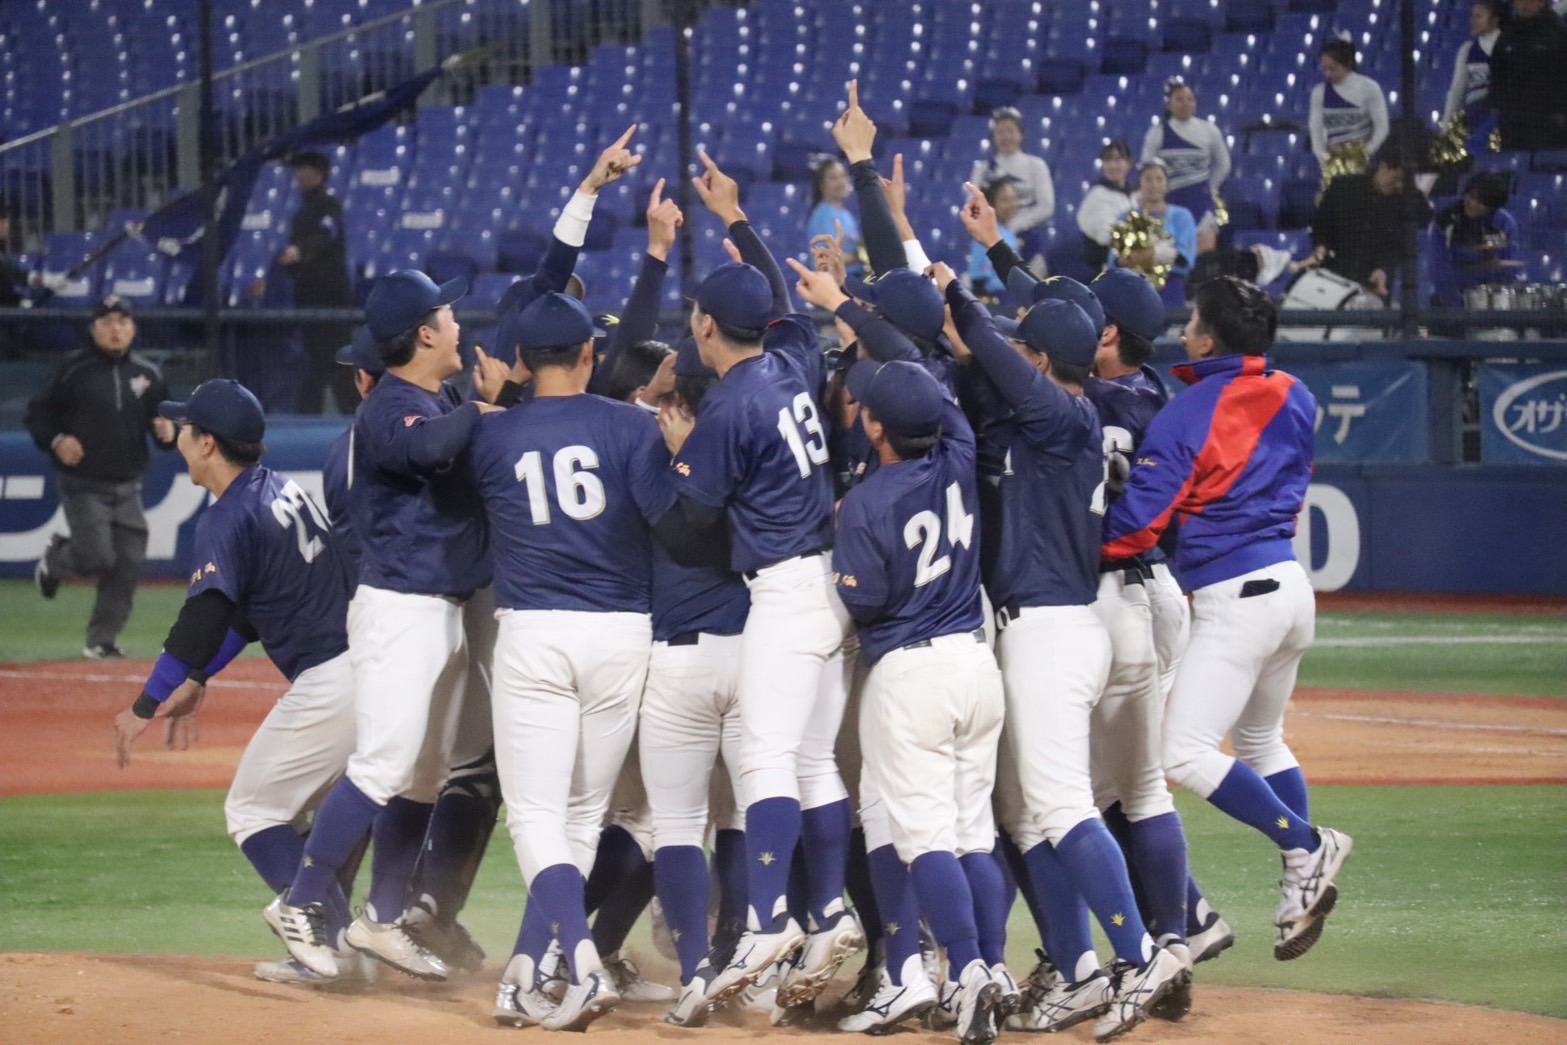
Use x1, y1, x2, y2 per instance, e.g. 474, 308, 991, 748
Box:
1188, 911, 1236, 965
542, 968, 620, 1032
664, 966, 714, 1027
701, 917, 806, 1007
401, 901, 486, 974
836, 955, 937, 1034
777, 909, 865, 1007
1094, 947, 1190, 1042
602, 951, 677, 1003
253, 952, 372, 988
952, 959, 1000, 1043
263, 895, 338, 978
1008, 968, 1113, 1032
345, 913, 450, 980
1275, 827, 1354, 961
494, 953, 560, 1027
989, 962, 1022, 1017
1148, 941, 1194, 1021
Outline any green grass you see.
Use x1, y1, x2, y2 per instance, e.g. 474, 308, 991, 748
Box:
0, 580, 264, 663
1, 786, 1563, 1018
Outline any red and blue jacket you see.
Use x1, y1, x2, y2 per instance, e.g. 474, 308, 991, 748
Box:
1102, 353, 1316, 591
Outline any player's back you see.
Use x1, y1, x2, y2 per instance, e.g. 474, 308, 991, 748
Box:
321, 426, 363, 588
191, 466, 350, 681
470, 393, 677, 613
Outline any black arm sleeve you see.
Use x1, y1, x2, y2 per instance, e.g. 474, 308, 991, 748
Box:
24, 364, 67, 454
728, 220, 792, 319
651, 496, 732, 569
163, 589, 240, 670
590, 254, 668, 398
986, 239, 1029, 289
849, 159, 908, 276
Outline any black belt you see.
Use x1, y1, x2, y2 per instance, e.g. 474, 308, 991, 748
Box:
903, 626, 987, 650
743, 548, 826, 582
666, 632, 703, 646
1100, 560, 1154, 586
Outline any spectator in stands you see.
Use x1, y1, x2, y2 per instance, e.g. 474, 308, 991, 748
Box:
1489, 0, 1567, 150
1430, 171, 1523, 305
1443, 1, 1507, 126
1309, 37, 1390, 185
1077, 140, 1136, 270
25, 295, 176, 659
280, 151, 355, 415
1141, 78, 1231, 254
970, 106, 1055, 270
0, 205, 28, 309
1110, 159, 1197, 308
967, 178, 1021, 297
807, 156, 864, 280
1309, 153, 1431, 299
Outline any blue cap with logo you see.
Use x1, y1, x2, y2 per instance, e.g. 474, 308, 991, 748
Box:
364, 270, 468, 343
1017, 299, 1099, 367
845, 359, 945, 438
1011, 272, 1107, 336
693, 262, 774, 333
1091, 269, 1165, 342
507, 291, 606, 352
334, 325, 382, 373
847, 268, 945, 342
158, 378, 266, 443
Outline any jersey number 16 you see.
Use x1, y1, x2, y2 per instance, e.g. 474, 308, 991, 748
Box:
514, 446, 607, 525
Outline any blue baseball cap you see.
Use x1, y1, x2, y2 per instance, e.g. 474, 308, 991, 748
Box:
847, 268, 945, 343
1026, 274, 1107, 336
1091, 269, 1165, 342
993, 315, 1021, 339
674, 334, 716, 379
334, 325, 383, 373
1016, 299, 1099, 367
693, 262, 773, 333
509, 292, 606, 352
158, 378, 266, 443
364, 269, 468, 342
846, 359, 944, 438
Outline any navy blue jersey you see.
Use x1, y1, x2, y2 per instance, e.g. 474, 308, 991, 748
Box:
469, 394, 677, 613
833, 401, 984, 665
652, 546, 750, 641
829, 409, 878, 498
321, 426, 362, 587
1085, 376, 1170, 566
1113, 364, 1171, 401
948, 285, 1104, 609
351, 374, 491, 598
187, 467, 350, 681
672, 315, 834, 574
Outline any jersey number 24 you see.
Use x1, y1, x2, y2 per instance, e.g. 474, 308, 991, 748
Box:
904, 482, 975, 587
270, 480, 332, 563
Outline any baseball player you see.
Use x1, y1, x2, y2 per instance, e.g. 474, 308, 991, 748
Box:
658, 151, 860, 1010
941, 189, 1187, 1041
267, 270, 500, 982
469, 291, 694, 1031
829, 356, 1008, 1043
108, 379, 361, 980
1103, 275, 1354, 963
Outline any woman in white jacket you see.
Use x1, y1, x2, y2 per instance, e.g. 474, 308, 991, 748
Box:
1442, 0, 1505, 125
1309, 36, 1389, 186
1077, 140, 1135, 270
1141, 78, 1231, 254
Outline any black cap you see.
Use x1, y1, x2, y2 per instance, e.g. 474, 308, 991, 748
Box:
93, 294, 134, 320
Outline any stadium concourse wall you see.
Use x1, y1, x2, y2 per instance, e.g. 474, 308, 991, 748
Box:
1, 341, 1565, 597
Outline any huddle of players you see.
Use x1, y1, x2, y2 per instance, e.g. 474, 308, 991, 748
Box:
116, 84, 1354, 1044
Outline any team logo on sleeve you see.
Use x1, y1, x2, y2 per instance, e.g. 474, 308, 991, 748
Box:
836, 572, 858, 588
675, 462, 691, 477
189, 561, 217, 585
404, 415, 421, 428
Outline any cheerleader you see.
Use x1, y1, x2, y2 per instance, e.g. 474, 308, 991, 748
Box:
1140, 78, 1231, 254
1309, 36, 1390, 186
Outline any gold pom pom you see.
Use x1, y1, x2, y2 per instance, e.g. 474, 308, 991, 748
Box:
1110, 211, 1172, 290
1429, 113, 1470, 171
1320, 140, 1369, 191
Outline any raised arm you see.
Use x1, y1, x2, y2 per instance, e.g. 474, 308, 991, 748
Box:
932, 258, 1040, 412
834, 80, 908, 275
590, 177, 679, 397
692, 149, 792, 317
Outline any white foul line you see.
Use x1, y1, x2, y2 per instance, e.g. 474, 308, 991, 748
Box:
1293, 710, 1567, 738
0, 668, 282, 692
1315, 635, 1567, 648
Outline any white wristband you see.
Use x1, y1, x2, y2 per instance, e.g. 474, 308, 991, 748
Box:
552, 191, 598, 248
902, 238, 932, 273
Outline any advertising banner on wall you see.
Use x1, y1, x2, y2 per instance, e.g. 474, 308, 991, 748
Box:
1478, 364, 1567, 465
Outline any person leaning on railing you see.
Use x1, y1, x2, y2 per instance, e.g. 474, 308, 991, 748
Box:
1308, 152, 1430, 301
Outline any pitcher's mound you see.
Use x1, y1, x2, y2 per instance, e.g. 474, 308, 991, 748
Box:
3, 953, 1563, 1044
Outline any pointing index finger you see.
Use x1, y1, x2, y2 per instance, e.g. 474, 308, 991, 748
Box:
650, 177, 665, 207
784, 256, 812, 277
848, 78, 860, 111
612, 123, 637, 150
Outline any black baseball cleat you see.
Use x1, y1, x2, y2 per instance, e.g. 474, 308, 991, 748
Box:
35, 535, 64, 599
83, 643, 127, 660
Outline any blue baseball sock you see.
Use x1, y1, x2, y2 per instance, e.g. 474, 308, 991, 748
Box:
993, 842, 1019, 914
654, 845, 711, 981
584, 825, 647, 913
845, 827, 882, 953
410, 773, 498, 922
866, 844, 921, 984
1102, 802, 1153, 926
787, 845, 810, 927
800, 799, 852, 926
513, 899, 550, 963
1054, 819, 1153, 967
289, 778, 382, 908
999, 831, 1051, 946
1265, 767, 1311, 823
1208, 762, 1318, 851
712, 829, 747, 952
910, 852, 981, 979
530, 863, 593, 982
240, 825, 305, 894
1125, 812, 1190, 943
959, 851, 1009, 966
592, 857, 653, 955
744, 797, 801, 929
367, 797, 433, 923
1021, 839, 1095, 981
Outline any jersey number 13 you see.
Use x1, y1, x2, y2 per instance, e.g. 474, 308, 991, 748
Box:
777, 392, 829, 479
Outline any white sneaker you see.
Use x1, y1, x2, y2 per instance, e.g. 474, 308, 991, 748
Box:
1009, 968, 1113, 1032
989, 962, 1022, 1017
836, 955, 937, 1033
1148, 942, 1193, 1022
1094, 948, 1189, 1042
953, 959, 1000, 1043
702, 917, 806, 1007
401, 902, 485, 973
1275, 827, 1354, 961
263, 895, 338, 978
536, 940, 569, 1002
346, 914, 450, 980
1188, 912, 1235, 965
542, 969, 620, 1032
665, 966, 714, 1027
494, 953, 560, 1027
930, 977, 960, 1029
777, 910, 864, 1007
602, 951, 677, 1003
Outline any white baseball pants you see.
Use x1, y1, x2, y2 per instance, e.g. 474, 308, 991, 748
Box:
1090, 571, 1177, 822
737, 554, 853, 810
1163, 560, 1316, 798
344, 585, 468, 805
995, 604, 1112, 850
638, 632, 745, 850
225, 651, 357, 845
1148, 562, 1191, 701
446, 586, 497, 779
491, 610, 650, 884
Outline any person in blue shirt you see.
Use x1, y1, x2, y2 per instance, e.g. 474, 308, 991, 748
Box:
1430, 172, 1524, 307
1110, 160, 1198, 310
109, 379, 362, 983
968, 179, 1023, 298
807, 155, 864, 280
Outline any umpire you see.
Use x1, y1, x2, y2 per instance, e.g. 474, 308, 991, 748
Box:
26, 295, 176, 658
281, 151, 355, 415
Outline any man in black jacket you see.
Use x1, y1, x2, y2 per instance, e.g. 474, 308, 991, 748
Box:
1309, 155, 1431, 299
282, 152, 355, 414
26, 295, 176, 658
1490, 0, 1567, 150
